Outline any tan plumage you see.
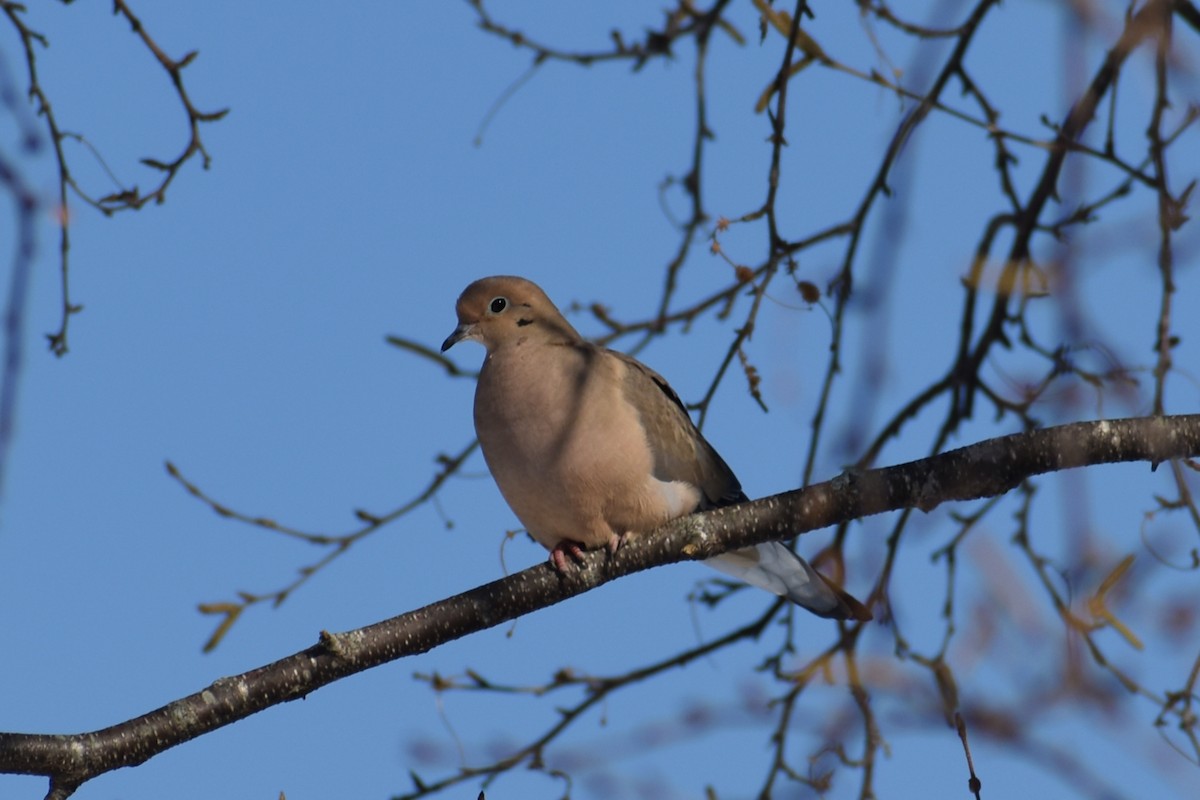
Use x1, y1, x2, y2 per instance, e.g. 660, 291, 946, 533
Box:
442, 276, 870, 620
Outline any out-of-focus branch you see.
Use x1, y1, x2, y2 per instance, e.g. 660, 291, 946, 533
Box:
0, 127, 38, 508
1, 0, 227, 356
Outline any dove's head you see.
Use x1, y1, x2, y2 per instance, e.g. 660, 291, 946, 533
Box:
441, 276, 581, 353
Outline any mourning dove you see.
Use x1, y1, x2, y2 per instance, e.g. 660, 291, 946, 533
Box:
441, 276, 870, 621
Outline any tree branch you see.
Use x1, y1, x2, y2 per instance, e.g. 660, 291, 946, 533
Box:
2, 414, 1198, 799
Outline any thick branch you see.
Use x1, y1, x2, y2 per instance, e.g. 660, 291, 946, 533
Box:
2, 415, 1197, 799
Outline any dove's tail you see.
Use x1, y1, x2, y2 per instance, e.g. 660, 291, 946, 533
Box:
705, 541, 872, 621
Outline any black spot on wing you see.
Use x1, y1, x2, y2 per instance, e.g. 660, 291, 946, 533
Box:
612, 348, 747, 510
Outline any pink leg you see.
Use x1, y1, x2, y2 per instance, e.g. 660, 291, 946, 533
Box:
549, 540, 587, 572
548, 533, 627, 572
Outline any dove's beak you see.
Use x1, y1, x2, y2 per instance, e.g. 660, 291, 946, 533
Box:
440, 322, 476, 352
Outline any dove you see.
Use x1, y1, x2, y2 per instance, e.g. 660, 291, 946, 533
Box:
441, 276, 870, 620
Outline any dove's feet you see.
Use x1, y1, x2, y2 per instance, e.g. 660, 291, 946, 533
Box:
548, 533, 627, 571
549, 540, 587, 572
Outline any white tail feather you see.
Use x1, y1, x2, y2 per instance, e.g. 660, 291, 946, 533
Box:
705, 541, 860, 619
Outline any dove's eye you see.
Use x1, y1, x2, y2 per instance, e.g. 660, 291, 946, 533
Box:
489, 297, 508, 314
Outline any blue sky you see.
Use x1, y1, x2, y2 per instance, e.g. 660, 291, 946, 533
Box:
1, 2, 1198, 799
